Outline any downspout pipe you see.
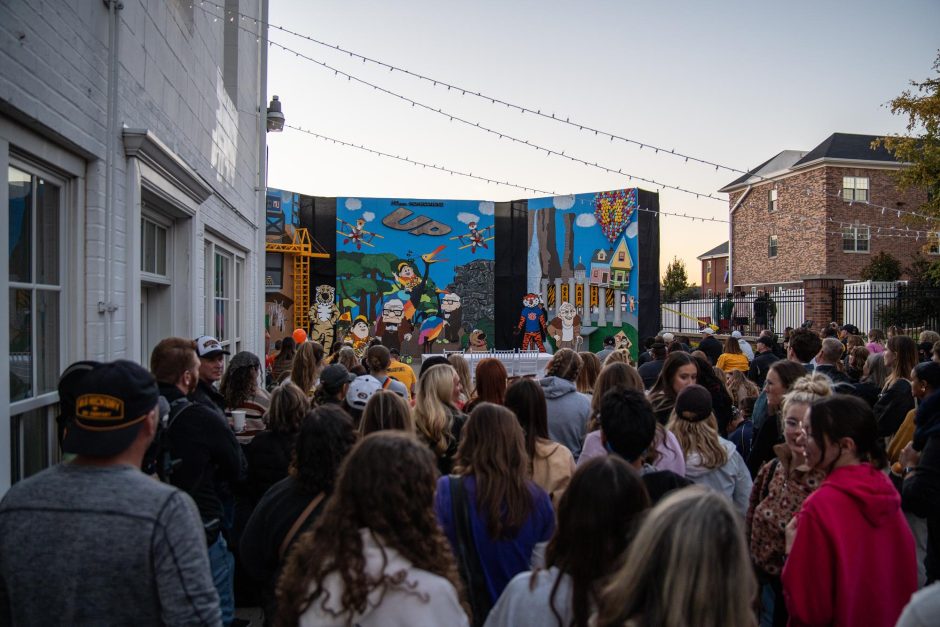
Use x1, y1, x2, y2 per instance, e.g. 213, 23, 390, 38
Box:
257, 0, 269, 358
102, 0, 123, 359
728, 184, 752, 293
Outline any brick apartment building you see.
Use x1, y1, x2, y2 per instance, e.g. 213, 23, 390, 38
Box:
697, 241, 729, 297
721, 133, 929, 292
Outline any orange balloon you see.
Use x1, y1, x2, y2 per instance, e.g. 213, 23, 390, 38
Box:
292, 328, 308, 344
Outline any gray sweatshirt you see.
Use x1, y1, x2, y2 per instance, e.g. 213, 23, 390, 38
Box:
539, 376, 592, 459
0, 463, 221, 626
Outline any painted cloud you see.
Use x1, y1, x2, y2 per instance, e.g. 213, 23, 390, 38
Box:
362, 211, 375, 222
457, 212, 480, 225
553, 194, 576, 210
576, 213, 597, 228
345, 198, 362, 211
478, 201, 495, 215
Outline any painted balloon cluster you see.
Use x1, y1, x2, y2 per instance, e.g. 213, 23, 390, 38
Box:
593, 188, 638, 243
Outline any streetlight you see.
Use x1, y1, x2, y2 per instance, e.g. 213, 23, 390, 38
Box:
266, 95, 284, 132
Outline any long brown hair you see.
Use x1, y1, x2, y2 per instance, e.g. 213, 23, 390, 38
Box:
290, 341, 325, 394
359, 390, 414, 435
504, 377, 549, 473
541, 457, 650, 627
595, 487, 756, 627
456, 403, 533, 539
884, 335, 918, 391
275, 432, 465, 626
576, 352, 601, 393
267, 382, 310, 435
589, 362, 644, 431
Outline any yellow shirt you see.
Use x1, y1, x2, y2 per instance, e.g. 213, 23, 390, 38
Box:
387, 360, 416, 398
716, 352, 749, 373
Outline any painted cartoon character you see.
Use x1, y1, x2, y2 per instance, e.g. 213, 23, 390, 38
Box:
439, 292, 464, 344
308, 285, 340, 348
467, 329, 488, 353
344, 315, 372, 359
628, 294, 637, 314
549, 302, 582, 350
516, 293, 546, 352
417, 309, 447, 354
614, 330, 633, 352
393, 261, 422, 292
374, 297, 413, 354
337, 218, 383, 250
451, 221, 494, 253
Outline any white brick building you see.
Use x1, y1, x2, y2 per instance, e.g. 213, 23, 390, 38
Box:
0, 0, 269, 490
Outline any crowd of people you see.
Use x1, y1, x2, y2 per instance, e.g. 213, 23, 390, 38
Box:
1, 321, 939, 627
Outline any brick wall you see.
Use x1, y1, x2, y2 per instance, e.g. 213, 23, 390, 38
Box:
731, 168, 828, 288
700, 255, 728, 297
732, 165, 931, 289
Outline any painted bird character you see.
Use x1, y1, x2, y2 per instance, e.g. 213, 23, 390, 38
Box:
417, 312, 447, 354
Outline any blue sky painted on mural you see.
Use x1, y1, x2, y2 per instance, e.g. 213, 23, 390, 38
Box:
336, 196, 495, 305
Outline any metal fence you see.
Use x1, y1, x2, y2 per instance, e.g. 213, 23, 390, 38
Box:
661, 281, 940, 336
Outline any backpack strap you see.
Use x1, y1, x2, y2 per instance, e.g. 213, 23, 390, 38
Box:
761, 458, 780, 502
279, 492, 326, 561
449, 475, 492, 626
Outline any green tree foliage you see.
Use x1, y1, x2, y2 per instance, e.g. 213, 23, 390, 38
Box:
874, 52, 940, 216
860, 252, 902, 282
662, 256, 689, 301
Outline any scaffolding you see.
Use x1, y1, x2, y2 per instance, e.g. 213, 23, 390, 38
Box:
266, 228, 329, 330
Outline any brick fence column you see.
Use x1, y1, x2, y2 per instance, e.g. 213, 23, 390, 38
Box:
801, 275, 846, 332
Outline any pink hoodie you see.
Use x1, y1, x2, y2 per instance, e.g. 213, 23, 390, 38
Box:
782, 463, 917, 627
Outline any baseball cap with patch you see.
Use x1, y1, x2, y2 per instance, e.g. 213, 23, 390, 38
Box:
61, 360, 160, 457
195, 335, 231, 358
346, 375, 383, 410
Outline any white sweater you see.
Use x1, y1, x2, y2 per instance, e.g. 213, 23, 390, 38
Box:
300, 529, 469, 627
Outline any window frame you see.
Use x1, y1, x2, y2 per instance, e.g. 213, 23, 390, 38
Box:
842, 176, 870, 202
768, 234, 778, 258
140, 210, 172, 285
842, 225, 871, 253
768, 188, 778, 212
204, 236, 245, 356
928, 233, 940, 256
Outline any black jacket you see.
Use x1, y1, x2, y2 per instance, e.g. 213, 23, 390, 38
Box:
241, 431, 295, 505
814, 364, 852, 386
748, 351, 780, 389
160, 384, 247, 536
193, 379, 226, 417
902, 433, 940, 582
697, 335, 723, 365
874, 379, 915, 438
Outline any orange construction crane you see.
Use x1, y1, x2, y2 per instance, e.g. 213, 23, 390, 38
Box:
266, 228, 329, 330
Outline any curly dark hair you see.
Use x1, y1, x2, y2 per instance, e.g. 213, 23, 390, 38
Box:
275, 432, 466, 626
289, 405, 358, 495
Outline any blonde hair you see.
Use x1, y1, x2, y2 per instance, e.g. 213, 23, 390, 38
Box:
602, 348, 632, 367
726, 369, 759, 407
595, 487, 756, 627
667, 413, 728, 469
414, 364, 457, 456
779, 373, 833, 430
447, 354, 473, 401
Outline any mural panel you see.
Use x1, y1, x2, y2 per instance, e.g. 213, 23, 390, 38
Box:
335, 197, 496, 359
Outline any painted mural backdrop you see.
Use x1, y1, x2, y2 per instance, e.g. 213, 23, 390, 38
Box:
265, 189, 301, 334
335, 197, 496, 359
527, 189, 640, 355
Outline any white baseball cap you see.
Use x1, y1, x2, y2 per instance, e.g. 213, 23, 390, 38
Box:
346, 375, 383, 410
731, 330, 742, 339
662, 332, 675, 342
702, 327, 714, 335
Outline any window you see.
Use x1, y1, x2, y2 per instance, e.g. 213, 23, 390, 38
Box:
140, 216, 168, 279
843, 225, 870, 253
7, 162, 66, 483
768, 235, 778, 258
768, 188, 778, 212
618, 251, 625, 262
205, 238, 245, 355
842, 176, 869, 202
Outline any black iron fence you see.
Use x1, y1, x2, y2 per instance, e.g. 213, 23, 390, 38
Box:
661, 282, 940, 336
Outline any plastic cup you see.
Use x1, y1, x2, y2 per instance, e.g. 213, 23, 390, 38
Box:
232, 410, 247, 433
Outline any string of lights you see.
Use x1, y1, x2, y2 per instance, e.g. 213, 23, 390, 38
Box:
284, 124, 731, 225
193, 1, 937, 231
192, 1, 727, 203
285, 124, 554, 194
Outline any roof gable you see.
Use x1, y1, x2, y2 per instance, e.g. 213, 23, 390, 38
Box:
697, 241, 729, 259
791, 132, 897, 168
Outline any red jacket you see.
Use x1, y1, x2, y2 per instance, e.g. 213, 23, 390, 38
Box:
781, 463, 916, 627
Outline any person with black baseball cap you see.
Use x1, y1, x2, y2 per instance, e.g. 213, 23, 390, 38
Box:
151, 337, 246, 626
0, 360, 222, 625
